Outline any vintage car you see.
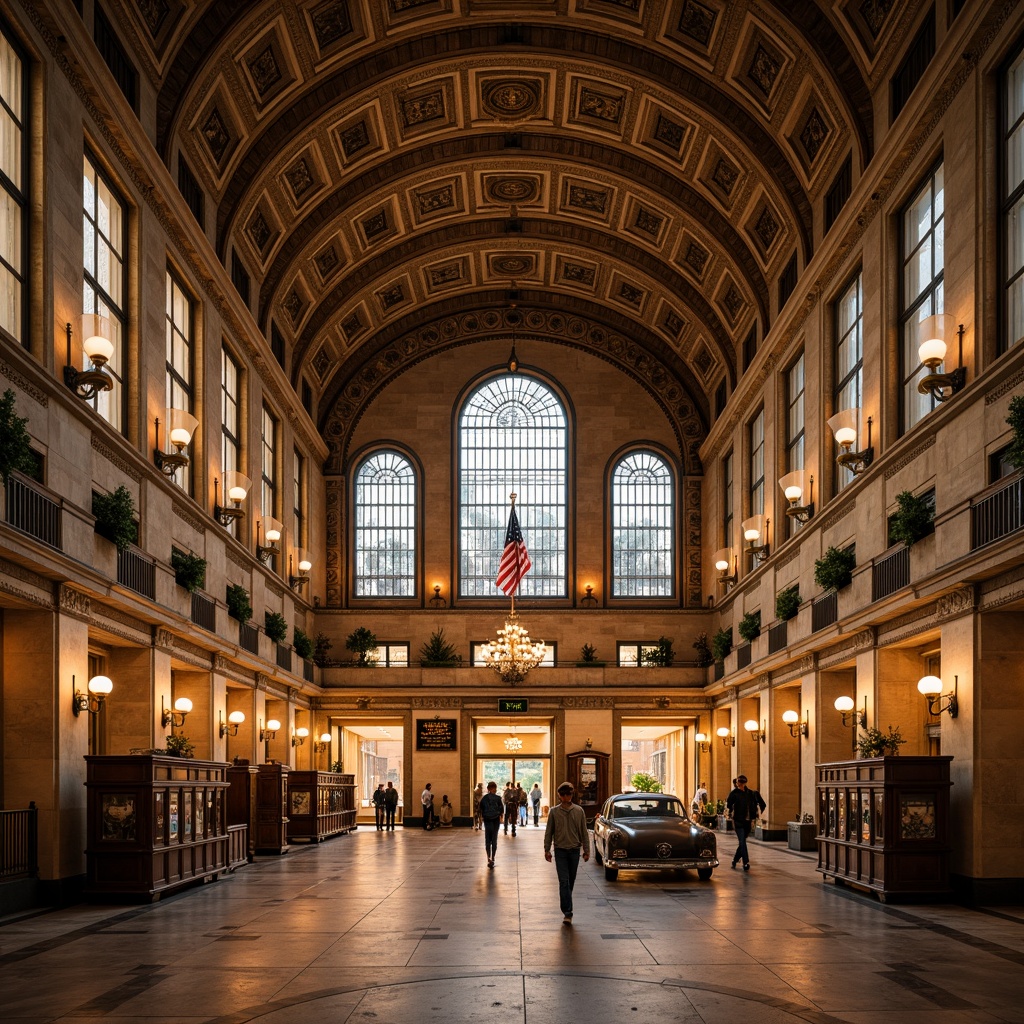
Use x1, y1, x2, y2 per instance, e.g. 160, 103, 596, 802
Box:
592, 792, 719, 881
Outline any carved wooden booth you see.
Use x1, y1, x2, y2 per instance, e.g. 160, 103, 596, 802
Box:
565, 749, 609, 823
286, 771, 357, 841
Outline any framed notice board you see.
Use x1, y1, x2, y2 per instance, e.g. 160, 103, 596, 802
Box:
416, 718, 457, 751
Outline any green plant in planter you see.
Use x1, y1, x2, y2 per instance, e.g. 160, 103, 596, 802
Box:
579, 643, 598, 663
641, 636, 674, 667
775, 585, 802, 622
0, 389, 36, 485
293, 627, 314, 660
170, 549, 206, 593
420, 628, 462, 666
164, 734, 195, 758
225, 584, 252, 624
738, 611, 761, 643
330, 760, 343, 773
1006, 394, 1024, 470
630, 771, 662, 793
346, 626, 379, 666
264, 611, 288, 644
92, 485, 137, 551
814, 545, 856, 592
888, 490, 934, 548
711, 627, 733, 663
313, 631, 334, 668
856, 725, 906, 758
692, 631, 713, 668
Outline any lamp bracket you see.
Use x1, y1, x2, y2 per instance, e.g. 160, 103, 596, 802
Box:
256, 544, 279, 565
918, 366, 966, 402
784, 502, 814, 524
155, 448, 189, 476
64, 363, 113, 401
836, 447, 873, 474
289, 574, 310, 590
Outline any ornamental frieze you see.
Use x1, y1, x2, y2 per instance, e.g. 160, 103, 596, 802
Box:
938, 586, 975, 619
58, 585, 91, 619
561, 696, 614, 708
412, 697, 462, 708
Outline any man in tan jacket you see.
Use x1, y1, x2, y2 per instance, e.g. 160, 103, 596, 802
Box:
543, 781, 591, 924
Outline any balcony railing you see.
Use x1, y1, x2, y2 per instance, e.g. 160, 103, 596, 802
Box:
768, 621, 788, 654
117, 546, 156, 599
0, 804, 38, 879
239, 621, 259, 655
713, 660, 724, 682
812, 591, 838, 632
872, 546, 910, 601
276, 643, 292, 671
190, 592, 216, 632
303, 659, 314, 682
4, 474, 62, 549
971, 475, 1024, 549
736, 643, 752, 670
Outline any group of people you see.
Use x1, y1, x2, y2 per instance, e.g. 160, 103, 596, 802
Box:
369, 781, 399, 831
470, 781, 543, 835
416, 782, 454, 829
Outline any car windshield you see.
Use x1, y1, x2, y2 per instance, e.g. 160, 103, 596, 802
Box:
611, 798, 687, 819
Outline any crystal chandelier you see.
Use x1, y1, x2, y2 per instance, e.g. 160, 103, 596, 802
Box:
483, 614, 546, 684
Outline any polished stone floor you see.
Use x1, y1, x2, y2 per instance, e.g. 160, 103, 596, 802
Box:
2, 824, 1024, 1024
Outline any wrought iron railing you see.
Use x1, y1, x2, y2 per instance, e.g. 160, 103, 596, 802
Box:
713, 660, 724, 682
190, 592, 216, 632
117, 546, 156, 599
276, 643, 292, 671
971, 475, 1024, 549
812, 591, 838, 632
239, 620, 259, 654
0, 804, 38, 879
872, 546, 910, 601
768, 621, 788, 654
4, 474, 62, 549
303, 660, 314, 683
736, 643, 752, 669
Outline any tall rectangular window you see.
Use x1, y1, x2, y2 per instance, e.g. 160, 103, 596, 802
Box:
891, 10, 935, 123
83, 152, 127, 431
261, 405, 277, 521
178, 155, 204, 230
722, 450, 734, 549
749, 408, 765, 518
824, 154, 852, 234
900, 163, 944, 433
786, 353, 805, 471
293, 448, 304, 548
1002, 44, 1024, 352
165, 270, 193, 492
835, 271, 863, 490
93, 6, 137, 111
221, 346, 241, 478
0, 25, 26, 345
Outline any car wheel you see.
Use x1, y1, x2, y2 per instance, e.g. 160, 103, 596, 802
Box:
697, 867, 713, 881
604, 866, 618, 881
594, 846, 603, 865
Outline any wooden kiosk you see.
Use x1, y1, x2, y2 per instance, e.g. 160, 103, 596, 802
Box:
566, 749, 609, 824
286, 771, 357, 841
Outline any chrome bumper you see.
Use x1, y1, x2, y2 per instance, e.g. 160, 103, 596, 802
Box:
605, 857, 720, 870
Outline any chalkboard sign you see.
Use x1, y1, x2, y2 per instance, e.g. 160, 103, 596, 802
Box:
416, 718, 457, 751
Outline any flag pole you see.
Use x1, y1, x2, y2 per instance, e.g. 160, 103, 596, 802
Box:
508, 492, 517, 617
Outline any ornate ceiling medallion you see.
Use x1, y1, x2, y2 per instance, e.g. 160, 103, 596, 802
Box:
481, 79, 542, 121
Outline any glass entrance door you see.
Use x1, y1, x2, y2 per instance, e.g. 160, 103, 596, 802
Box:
476, 758, 543, 787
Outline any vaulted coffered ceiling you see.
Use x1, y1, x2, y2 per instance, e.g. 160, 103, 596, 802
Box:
111, 0, 914, 463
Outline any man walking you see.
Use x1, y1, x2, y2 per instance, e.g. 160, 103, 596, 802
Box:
517, 783, 527, 826
544, 781, 590, 925
480, 781, 504, 868
372, 783, 386, 830
529, 783, 542, 826
503, 781, 518, 836
383, 781, 398, 830
726, 775, 766, 870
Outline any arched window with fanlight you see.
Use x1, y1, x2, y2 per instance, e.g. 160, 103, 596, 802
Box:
611, 450, 675, 597
458, 375, 568, 598
353, 450, 417, 597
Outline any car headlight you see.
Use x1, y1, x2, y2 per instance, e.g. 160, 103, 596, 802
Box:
607, 829, 627, 856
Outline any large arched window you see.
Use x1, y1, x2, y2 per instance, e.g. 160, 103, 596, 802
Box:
611, 450, 675, 597
353, 450, 416, 597
459, 375, 567, 597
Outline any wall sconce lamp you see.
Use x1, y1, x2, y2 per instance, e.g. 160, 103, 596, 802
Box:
580, 584, 599, 608
260, 718, 281, 742
744, 719, 766, 743
716, 726, 735, 747
917, 315, 966, 402
834, 695, 867, 729
154, 409, 198, 477
313, 732, 332, 753
72, 674, 113, 716
695, 731, 710, 753
827, 408, 873, 475
289, 551, 312, 589
714, 548, 737, 588
257, 517, 283, 564
741, 515, 770, 564
63, 315, 114, 400
782, 709, 808, 738
292, 727, 309, 747
162, 695, 193, 729
214, 472, 251, 526
917, 674, 958, 718
779, 471, 814, 523
219, 710, 245, 737
429, 583, 447, 609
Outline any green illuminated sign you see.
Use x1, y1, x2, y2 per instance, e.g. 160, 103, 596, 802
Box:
499, 698, 529, 713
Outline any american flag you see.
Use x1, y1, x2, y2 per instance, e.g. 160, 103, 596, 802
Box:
495, 503, 532, 596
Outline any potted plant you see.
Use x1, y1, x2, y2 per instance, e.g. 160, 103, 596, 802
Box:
711, 627, 733, 663
856, 724, 906, 758
692, 631, 713, 667
1006, 393, 1024, 470
225, 584, 252, 624
775, 585, 801, 622
788, 812, 817, 851
738, 611, 761, 643
420, 628, 462, 666
630, 771, 662, 793
92, 485, 137, 551
814, 545, 856, 592
171, 549, 206, 593
0, 388, 36, 485
313, 631, 334, 667
641, 636, 674, 667
715, 799, 732, 831
164, 734, 195, 758
888, 490, 934, 548
293, 627, 314, 661
264, 611, 288, 644
346, 626, 379, 666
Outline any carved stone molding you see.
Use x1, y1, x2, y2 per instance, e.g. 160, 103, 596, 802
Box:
0, 362, 47, 405
172, 638, 214, 669
981, 583, 1024, 611
0, 559, 53, 607
561, 696, 614, 708
773, 546, 800, 572
412, 696, 462, 708
819, 499, 854, 533
214, 654, 231, 673
818, 629, 874, 670
153, 627, 175, 650
225, 546, 252, 573
173, 503, 206, 534
91, 435, 142, 483
255, 672, 270, 690
58, 585, 91, 619
772, 653, 816, 684
325, 476, 343, 607
985, 366, 1024, 404
884, 434, 936, 479
95, 604, 151, 639
937, 586, 976, 620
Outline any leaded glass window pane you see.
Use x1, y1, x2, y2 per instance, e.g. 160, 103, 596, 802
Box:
1004, 46, 1024, 351
611, 451, 674, 597
354, 451, 416, 597
835, 272, 863, 491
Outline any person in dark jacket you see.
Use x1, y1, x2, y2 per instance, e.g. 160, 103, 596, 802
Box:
371, 783, 386, 830
726, 775, 766, 870
383, 781, 398, 830
479, 781, 504, 868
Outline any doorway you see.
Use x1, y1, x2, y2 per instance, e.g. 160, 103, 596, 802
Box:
474, 719, 552, 820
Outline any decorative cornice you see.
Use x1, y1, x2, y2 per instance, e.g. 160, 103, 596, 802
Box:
884, 433, 936, 479
412, 697, 462, 708
561, 696, 615, 708
94, 604, 150, 638
225, 545, 252, 573
702, 353, 778, 465
986, 366, 1024, 404
173, 502, 206, 534
937, 586, 976, 620
819, 499, 854, 533
0, 361, 47, 405
153, 627, 175, 651
58, 585, 91, 619
0, 567, 53, 607
171, 637, 214, 669
91, 435, 142, 483
876, 603, 938, 647
773, 545, 801, 573
772, 652, 816, 685
818, 628, 875, 670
